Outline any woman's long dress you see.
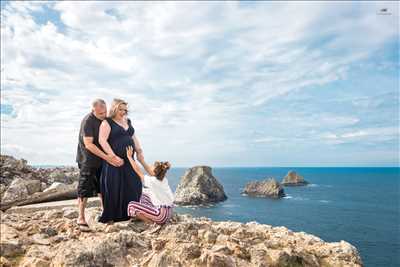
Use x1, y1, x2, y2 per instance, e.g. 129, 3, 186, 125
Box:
99, 118, 142, 223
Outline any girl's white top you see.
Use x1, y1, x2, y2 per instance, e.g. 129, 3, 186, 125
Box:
143, 175, 175, 208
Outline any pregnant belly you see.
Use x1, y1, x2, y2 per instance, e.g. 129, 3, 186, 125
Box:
111, 137, 135, 158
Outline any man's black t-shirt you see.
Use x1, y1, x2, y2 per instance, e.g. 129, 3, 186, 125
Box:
76, 113, 103, 169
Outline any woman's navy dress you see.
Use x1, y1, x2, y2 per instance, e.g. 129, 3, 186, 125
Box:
99, 118, 142, 223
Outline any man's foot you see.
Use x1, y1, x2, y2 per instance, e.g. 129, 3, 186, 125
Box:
77, 218, 88, 225
77, 220, 91, 232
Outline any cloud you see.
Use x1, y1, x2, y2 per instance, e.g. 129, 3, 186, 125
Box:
1, 1, 398, 166
321, 127, 399, 145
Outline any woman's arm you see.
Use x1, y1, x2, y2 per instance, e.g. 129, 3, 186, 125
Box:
126, 146, 144, 182
137, 153, 156, 177
83, 136, 113, 162
132, 134, 143, 154
99, 120, 123, 166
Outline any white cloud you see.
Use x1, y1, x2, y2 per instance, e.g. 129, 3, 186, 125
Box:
1, 1, 398, 166
321, 127, 399, 145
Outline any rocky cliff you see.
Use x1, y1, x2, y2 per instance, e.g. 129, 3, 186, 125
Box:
0, 205, 363, 267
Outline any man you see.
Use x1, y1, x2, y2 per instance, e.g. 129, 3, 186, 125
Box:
76, 99, 124, 229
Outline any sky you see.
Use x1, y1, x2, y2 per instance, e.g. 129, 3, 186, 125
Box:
1, 1, 399, 167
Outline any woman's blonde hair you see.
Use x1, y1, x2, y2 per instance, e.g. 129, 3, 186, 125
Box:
108, 98, 128, 118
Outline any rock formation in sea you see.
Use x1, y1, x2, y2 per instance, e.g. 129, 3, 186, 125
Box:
174, 166, 227, 205
0, 201, 363, 267
282, 171, 309, 186
242, 178, 285, 198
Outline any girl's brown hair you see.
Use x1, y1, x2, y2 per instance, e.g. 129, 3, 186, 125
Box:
153, 161, 170, 181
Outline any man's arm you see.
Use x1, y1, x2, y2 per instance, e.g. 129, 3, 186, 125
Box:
83, 136, 112, 162
82, 118, 118, 166
83, 137, 123, 167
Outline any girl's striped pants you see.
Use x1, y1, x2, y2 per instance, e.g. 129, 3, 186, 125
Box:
127, 193, 173, 225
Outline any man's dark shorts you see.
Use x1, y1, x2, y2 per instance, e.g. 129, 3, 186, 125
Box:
77, 164, 102, 198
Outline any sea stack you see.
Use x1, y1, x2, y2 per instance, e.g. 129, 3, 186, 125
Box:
174, 166, 227, 205
282, 171, 309, 186
242, 178, 285, 198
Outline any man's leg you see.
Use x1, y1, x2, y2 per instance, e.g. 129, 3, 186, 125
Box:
77, 197, 88, 224
77, 167, 92, 226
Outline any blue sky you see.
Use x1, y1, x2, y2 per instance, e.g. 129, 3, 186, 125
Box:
1, 1, 399, 167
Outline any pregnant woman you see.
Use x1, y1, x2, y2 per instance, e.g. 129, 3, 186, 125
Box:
98, 98, 143, 223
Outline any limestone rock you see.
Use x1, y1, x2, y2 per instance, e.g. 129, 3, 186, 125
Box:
0, 257, 11, 266
0, 184, 6, 196
282, 171, 309, 186
20, 257, 50, 267
0, 208, 363, 267
0, 155, 38, 187
0, 224, 24, 257
47, 168, 79, 184
41, 182, 48, 191
62, 208, 79, 219
24, 180, 42, 195
1, 178, 29, 203
43, 182, 70, 192
0, 154, 80, 211
0, 154, 79, 189
242, 178, 285, 198
174, 166, 227, 205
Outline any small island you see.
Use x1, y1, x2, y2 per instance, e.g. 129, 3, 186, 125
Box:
242, 178, 285, 199
174, 166, 227, 205
282, 171, 309, 186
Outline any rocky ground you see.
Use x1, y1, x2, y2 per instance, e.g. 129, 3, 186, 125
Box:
0, 205, 363, 267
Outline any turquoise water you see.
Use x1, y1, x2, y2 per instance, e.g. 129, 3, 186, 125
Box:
166, 167, 400, 267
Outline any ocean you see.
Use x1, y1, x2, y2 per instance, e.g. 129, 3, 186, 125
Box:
165, 167, 400, 267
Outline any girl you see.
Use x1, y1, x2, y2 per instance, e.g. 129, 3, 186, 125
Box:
126, 146, 174, 225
